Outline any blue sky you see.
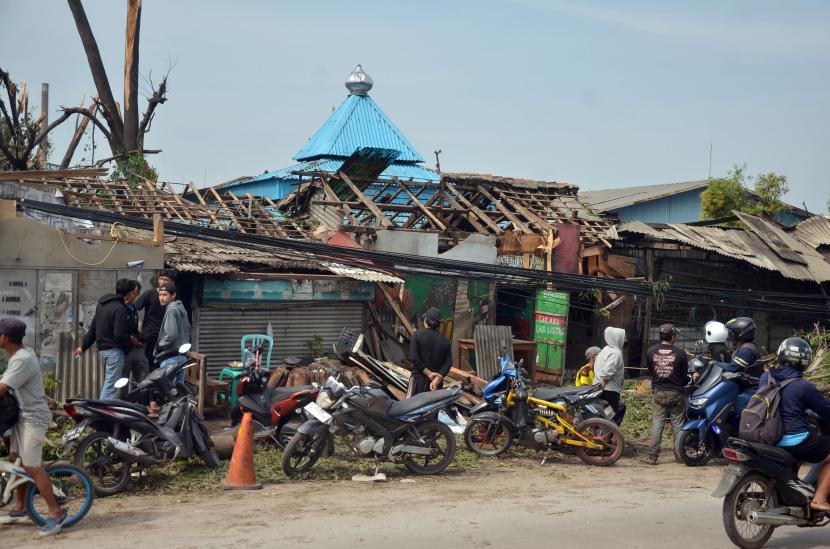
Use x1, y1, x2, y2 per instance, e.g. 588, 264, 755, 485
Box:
2, 1, 828, 212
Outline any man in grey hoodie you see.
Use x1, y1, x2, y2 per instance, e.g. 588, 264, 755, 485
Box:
153, 283, 190, 387
593, 326, 627, 425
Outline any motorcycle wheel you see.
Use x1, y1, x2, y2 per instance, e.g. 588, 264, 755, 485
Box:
402, 421, 456, 475
722, 474, 777, 549
197, 447, 221, 469
73, 431, 131, 497
675, 429, 715, 467
573, 418, 624, 466
463, 416, 513, 456
282, 432, 331, 477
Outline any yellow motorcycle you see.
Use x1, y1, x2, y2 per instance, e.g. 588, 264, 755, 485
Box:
464, 369, 624, 466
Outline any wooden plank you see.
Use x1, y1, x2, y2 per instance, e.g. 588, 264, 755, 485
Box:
402, 188, 443, 229
152, 214, 164, 245
209, 187, 247, 233
338, 172, 393, 228
392, 177, 447, 231
445, 183, 503, 233
376, 283, 415, 336
476, 184, 532, 234
499, 191, 551, 232
442, 191, 487, 234
188, 184, 223, 228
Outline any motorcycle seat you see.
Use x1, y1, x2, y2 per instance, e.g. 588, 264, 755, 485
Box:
86, 399, 150, 414
265, 385, 315, 404
534, 384, 599, 402
729, 437, 799, 466
389, 389, 456, 418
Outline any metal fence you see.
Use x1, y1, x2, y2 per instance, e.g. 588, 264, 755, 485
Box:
55, 331, 104, 402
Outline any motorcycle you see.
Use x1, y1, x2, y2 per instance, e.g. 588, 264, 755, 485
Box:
231, 341, 318, 448
713, 423, 830, 549
470, 351, 617, 427
464, 360, 624, 465
281, 376, 463, 477
676, 340, 759, 467
63, 344, 220, 496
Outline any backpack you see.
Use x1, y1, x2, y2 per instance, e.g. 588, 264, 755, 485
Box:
0, 391, 20, 434
739, 376, 798, 445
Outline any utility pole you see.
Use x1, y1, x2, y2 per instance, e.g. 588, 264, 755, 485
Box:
39, 83, 49, 168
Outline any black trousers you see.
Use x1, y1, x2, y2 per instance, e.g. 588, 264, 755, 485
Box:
410, 373, 443, 396
143, 337, 158, 370
601, 390, 626, 425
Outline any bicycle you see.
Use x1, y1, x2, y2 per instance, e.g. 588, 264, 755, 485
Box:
0, 452, 94, 527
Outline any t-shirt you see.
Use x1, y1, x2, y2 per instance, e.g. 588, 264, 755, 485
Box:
0, 347, 52, 426
647, 343, 688, 392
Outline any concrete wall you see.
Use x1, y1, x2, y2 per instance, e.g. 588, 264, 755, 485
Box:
0, 217, 164, 270
374, 230, 439, 257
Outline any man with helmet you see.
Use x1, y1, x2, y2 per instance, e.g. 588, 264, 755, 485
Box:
759, 337, 830, 511
714, 317, 762, 413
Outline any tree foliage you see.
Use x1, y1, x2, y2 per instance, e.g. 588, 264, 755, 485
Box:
700, 165, 789, 220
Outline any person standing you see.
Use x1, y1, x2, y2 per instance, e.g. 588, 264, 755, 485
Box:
645, 323, 688, 465
0, 319, 66, 536
122, 281, 149, 387
153, 283, 191, 386
408, 307, 452, 396
134, 270, 177, 373
593, 327, 626, 424
74, 279, 132, 399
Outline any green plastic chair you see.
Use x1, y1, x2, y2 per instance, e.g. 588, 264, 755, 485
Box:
218, 334, 274, 412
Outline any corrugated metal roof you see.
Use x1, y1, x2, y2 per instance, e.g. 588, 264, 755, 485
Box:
322, 262, 403, 283
580, 181, 708, 211
612, 214, 830, 283
295, 94, 424, 162
792, 215, 830, 249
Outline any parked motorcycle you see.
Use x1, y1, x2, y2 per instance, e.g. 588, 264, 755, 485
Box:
713, 424, 830, 549
64, 344, 220, 496
675, 340, 759, 467
231, 341, 318, 447
464, 360, 624, 465
282, 376, 463, 477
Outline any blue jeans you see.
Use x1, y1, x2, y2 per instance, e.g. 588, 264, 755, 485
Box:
160, 355, 186, 386
99, 348, 126, 399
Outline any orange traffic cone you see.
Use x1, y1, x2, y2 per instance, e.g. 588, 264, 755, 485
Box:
221, 411, 262, 490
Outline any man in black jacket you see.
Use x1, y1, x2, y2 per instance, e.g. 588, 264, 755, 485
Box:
133, 270, 176, 371
645, 323, 688, 465
409, 307, 452, 396
122, 281, 149, 387
74, 279, 132, 399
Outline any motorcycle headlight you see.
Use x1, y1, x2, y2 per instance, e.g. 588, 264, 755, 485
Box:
690, 397, 708, 407
316, 389, 336, 410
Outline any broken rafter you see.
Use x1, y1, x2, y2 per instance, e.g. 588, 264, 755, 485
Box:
393, 177, 446, 231
339, 172, 393, 229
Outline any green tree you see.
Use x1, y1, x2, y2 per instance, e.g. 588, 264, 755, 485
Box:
700, 165, 789, 220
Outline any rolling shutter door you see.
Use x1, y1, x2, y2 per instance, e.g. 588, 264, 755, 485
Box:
196, 301, 364, 376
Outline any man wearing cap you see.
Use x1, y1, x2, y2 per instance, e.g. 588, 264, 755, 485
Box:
576, 346, 601, 386
409, 307, 452, 396
0, 319, 66, 535
645, 323, 688, 465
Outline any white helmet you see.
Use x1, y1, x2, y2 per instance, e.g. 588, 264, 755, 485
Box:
705, 321, 728, 344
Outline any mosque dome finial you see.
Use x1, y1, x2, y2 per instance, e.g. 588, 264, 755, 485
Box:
345, 65, 373, 96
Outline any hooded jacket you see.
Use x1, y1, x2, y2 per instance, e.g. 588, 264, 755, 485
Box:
594, 327, 626, 393
153, 300, 191, 361
759, 366, 830, 436
81, 294, 130, 352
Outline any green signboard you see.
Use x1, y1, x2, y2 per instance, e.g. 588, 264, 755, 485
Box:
534, 290, 569, 374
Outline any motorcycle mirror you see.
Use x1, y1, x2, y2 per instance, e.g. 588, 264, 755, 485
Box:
520, 368, 529, 377
178, 343, 192, 354
114, 377, 129, 389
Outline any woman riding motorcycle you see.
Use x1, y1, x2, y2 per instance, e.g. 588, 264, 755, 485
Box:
759, 337, 830, 512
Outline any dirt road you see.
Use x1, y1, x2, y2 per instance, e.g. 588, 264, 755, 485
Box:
3, 456, 828, 548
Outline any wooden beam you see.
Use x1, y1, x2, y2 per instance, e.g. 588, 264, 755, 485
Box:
187, 184, 222, 228
402, 189, 444, 229
338, 172, 394, 228
444, 183, 503, 234
152, 214, 163, 245
392, 177, 447, 231
376, 283, 415, 336
443, 191, 488, 234
476, 185, 532, 234
208, 186, 247, 233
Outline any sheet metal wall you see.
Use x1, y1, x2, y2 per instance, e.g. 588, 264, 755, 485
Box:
195, 302, 364, 376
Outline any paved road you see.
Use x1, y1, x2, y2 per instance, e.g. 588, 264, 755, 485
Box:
3, 458, 828, 548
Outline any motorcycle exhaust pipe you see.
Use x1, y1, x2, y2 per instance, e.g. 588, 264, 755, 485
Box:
748, 511, 809, 526
106, 437, 160, 466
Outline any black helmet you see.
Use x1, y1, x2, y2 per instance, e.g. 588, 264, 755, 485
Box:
776, 337, 812, 370
725, 317, 755, 343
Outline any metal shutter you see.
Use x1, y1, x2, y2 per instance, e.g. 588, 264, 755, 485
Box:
195, 301, 364, 376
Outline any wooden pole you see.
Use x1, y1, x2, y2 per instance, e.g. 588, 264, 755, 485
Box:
39, 83, 48, 168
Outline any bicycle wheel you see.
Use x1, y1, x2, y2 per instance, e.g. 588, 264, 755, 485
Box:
26, 463, 94, 528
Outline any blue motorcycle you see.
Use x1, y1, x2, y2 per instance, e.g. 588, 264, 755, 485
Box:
675, 360, 749, 467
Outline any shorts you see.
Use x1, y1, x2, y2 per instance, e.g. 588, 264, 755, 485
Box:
10, 420, 48, 467
787, 431, 830, 464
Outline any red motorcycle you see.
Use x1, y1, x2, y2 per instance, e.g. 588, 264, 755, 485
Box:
230, 342, 318, 448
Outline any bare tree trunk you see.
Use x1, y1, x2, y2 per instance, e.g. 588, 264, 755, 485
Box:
122, 0, 141, 153
67, 0, 124, 154
60, 97, 97, 168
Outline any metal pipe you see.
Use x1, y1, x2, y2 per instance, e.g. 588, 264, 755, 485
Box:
748, 511, 809, 526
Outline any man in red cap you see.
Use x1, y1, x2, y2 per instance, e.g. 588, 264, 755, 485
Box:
408, 307, 452, 396
0, 318, 66, 535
